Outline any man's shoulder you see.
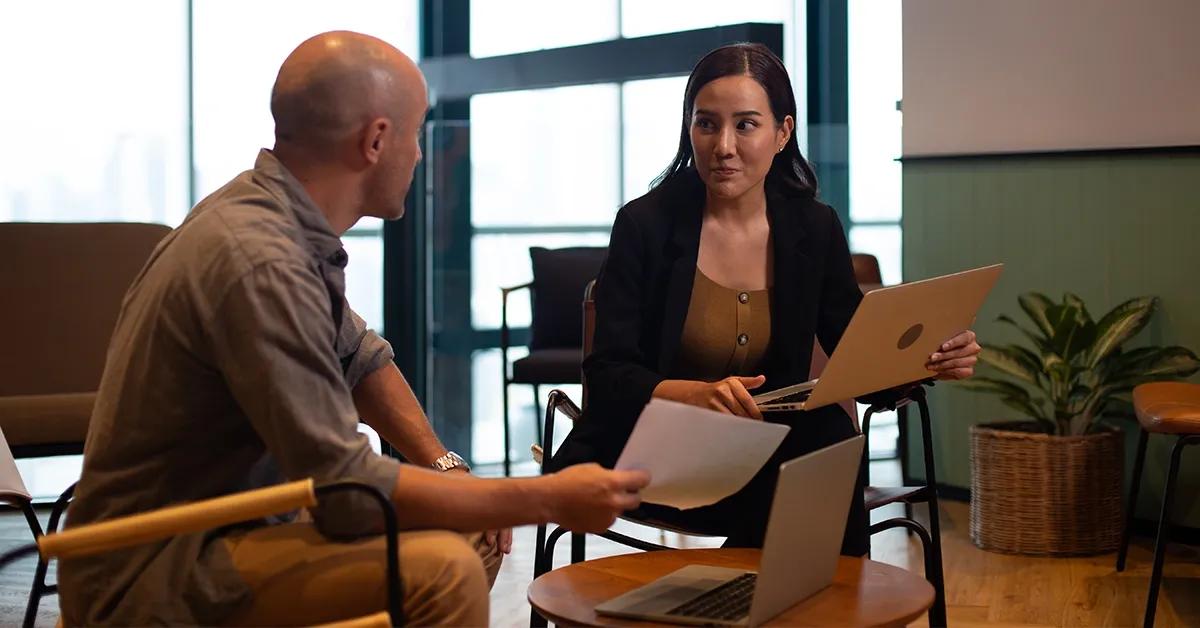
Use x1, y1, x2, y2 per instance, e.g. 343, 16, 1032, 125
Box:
183, 176, 311, 275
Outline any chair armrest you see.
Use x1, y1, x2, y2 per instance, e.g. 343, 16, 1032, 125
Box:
8, 479, 405, 626
500, 282, 534, 297
39, 479, 317, 561
315, 611, 392, 628
540, 390, 583, 474
546, 390, 582, 422
500, 282, 534, 354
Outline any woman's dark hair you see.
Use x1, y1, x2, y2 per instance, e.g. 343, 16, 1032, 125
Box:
651, 42, 818, 199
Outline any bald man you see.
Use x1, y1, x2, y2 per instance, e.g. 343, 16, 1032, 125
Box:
58, 31, 649, 627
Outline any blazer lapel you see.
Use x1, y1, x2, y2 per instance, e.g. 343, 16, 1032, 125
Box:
657, 185, 703, 374
765, 192, 812, 383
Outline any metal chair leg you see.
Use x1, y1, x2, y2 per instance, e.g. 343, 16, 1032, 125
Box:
1117, 429, 1149, 572
1144, 435, 1197, 628
860, 404, 879, 559
530, 522, 550, 628
501, 376, 512, 477
532, 384, 542, 449
15, 482, 74, 628
916, 392, 947, 628
571, 531, 586, 564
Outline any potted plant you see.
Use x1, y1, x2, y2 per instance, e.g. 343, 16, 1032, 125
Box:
958, 292, 1200, 555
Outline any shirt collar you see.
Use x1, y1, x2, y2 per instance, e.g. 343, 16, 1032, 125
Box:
251, 149, 346, 263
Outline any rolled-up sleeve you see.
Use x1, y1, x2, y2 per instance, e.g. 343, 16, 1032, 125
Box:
206, 260, 400, 538
338, 301, 395, 389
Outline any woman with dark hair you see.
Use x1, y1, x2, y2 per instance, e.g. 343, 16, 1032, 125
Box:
550, 43, 979, 555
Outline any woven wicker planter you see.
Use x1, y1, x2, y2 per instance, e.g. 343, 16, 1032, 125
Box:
969, 422, 1123, 556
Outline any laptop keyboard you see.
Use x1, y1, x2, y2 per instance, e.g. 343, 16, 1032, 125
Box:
665, 573, 757, 621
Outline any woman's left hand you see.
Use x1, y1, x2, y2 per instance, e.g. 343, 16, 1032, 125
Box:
926, 330, 980, 380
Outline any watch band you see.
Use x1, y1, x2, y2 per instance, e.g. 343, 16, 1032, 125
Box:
431, 451, 469, 472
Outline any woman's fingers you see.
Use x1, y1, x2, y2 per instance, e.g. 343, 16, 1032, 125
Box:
930, 356, 978, 371
726, 378, 763, 420
941, 330, 976, 350
715, 384, 749, 417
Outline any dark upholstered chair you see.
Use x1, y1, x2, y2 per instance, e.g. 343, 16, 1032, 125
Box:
0, 222, 171, 458
499, 246, 606, 476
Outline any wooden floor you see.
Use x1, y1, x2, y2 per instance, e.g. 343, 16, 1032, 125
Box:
1, 461, 1197, 627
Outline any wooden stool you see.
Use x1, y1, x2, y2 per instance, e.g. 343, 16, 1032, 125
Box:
1115, 382, 1200, 628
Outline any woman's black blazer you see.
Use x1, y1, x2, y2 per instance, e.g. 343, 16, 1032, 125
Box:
551, 170, 863, 470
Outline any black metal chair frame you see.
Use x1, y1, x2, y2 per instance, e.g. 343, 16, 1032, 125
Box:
1115, 429, 1200, 628
860, 383, 947, 628
501, 282, 589, 477
0, 483, 74, 628
0, 480, 404, 628
531, 383, 949, 628
531, 390, 695, 627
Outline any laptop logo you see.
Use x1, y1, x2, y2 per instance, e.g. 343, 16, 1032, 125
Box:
897, 323, 923, 350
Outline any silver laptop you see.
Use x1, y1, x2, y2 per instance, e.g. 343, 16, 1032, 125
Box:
594, 435, 865, 627
754, 263, 1003, 412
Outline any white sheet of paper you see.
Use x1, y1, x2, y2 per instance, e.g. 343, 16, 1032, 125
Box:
614, 398, 790, 509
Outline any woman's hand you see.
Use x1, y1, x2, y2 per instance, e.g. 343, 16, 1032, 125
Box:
926, 330, 980, 380
653, 375, 767, 419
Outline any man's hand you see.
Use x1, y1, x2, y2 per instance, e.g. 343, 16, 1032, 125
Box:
654, 375, 766, 419
544, 464, 651, 534
927, 330, 980, 380
484, 528, 514, 554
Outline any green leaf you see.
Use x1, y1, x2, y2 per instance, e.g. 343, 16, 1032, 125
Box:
956, 376, 1033, 399
1018, 292, 1056, 338
979, 345, 1041, 384
1086, 297, 1158, 368
1062, 293, 1094, 325
997, 315, 1052, 353
1000, 397, 1053, 427
1046, 303, 1095, 361
1107, 346, 1200, 386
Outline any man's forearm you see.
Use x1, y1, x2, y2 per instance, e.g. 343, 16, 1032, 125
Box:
390, 464, 553, 531
352, 362, 448, 466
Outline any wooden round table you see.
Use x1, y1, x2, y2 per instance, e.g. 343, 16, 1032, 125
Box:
528, 549, 933, 627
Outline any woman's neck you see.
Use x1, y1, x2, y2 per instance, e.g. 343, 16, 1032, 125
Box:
703, 185, 768, 231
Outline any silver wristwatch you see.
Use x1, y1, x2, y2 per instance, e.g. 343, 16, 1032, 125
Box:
431, 451, 469, 472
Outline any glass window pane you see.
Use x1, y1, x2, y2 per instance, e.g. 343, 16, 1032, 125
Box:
471, 85, 621, 227
471, 0, 618, 58
191, 1, 419, 198
343, 234, 384, 332
622, 76, 689, 203
471, 232, 611, 330
619, 2, 807, 154
0, 2, 189, 225
848, 0, 902, 222
849, 225, 902, 286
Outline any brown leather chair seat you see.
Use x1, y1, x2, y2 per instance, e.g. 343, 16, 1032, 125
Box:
0, 393, 94, 448
1133, 381, 1200, 435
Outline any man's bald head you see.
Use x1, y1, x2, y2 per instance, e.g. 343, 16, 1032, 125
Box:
270, 31, 424, 152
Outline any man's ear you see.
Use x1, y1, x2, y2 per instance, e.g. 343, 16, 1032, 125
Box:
361, 117, 391, 165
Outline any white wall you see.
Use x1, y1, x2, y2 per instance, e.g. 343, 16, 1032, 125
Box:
902, 0, 1200, 157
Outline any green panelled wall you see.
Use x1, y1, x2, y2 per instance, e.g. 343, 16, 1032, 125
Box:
902, 152, 1200, 526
